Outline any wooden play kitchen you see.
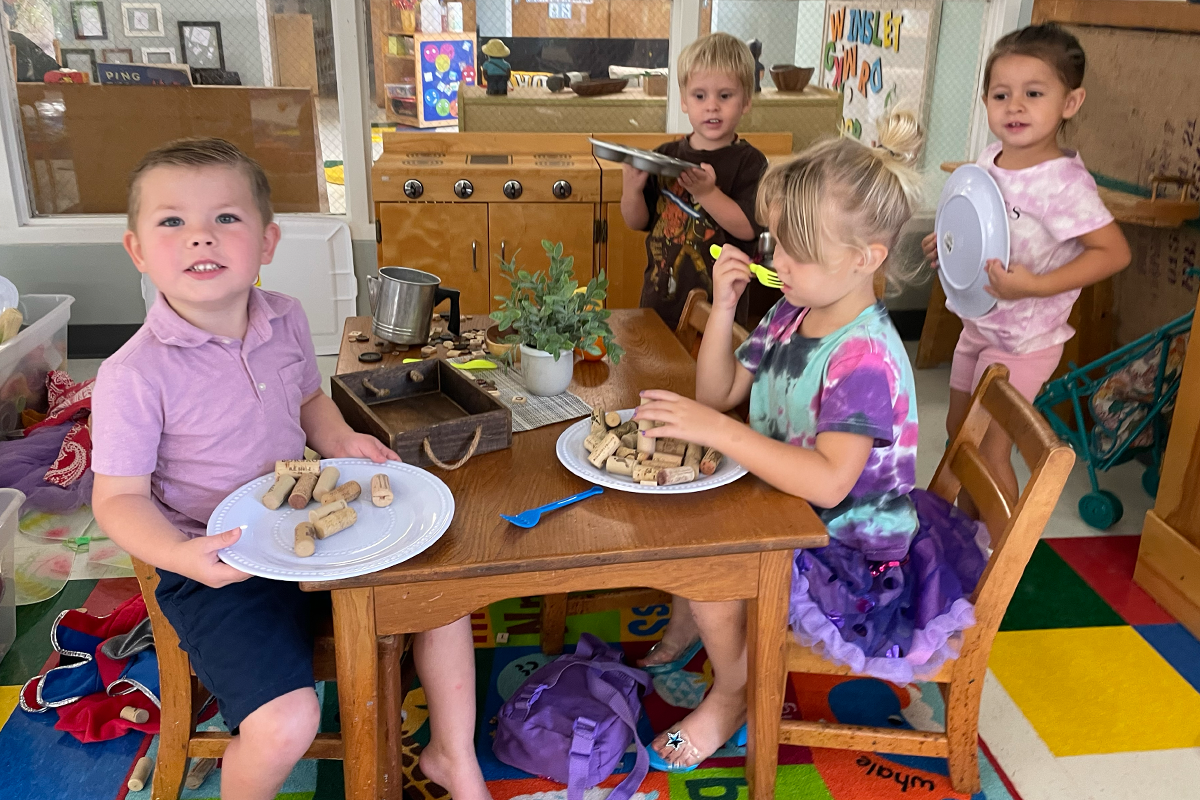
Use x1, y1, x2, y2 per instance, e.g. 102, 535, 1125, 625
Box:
313, 310, 829, 800
372, 131, 796, 315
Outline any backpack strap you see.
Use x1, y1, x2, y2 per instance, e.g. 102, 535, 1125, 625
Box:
584, 670, 649, 800
567, 716, 599, 800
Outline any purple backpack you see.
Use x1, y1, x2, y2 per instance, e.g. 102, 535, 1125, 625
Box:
493, 633, 651, 800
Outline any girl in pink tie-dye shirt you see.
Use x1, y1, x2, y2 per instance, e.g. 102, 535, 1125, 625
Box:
923, 24, 1130, 508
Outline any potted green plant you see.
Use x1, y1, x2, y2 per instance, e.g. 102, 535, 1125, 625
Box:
490, 240, 624, 396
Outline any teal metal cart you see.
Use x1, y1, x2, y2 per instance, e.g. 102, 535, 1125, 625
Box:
1034, 269, 1197, 529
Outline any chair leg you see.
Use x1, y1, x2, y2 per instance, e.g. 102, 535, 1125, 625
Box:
944, 678, 983, 795
539, 594, 568, 655
152, 642, 193, 800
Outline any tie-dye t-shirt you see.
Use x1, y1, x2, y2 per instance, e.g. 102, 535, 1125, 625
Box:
736, 300, 919, 561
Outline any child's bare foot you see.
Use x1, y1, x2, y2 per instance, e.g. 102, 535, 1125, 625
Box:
418, 741, 493, 800
637, 618, 701, 670
650, 686, 746, 768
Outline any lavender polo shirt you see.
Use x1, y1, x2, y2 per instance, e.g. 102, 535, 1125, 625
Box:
92, 288, 322, 538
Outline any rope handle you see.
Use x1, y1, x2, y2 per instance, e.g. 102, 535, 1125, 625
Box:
422, 426, 483, 470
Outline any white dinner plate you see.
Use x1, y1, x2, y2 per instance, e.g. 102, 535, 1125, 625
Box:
207, 458, 454, 582
935, 164, 1009, 319
555, 409, 747, 494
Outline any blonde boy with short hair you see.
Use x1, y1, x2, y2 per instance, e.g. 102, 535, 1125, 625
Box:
620, 32, 769, 329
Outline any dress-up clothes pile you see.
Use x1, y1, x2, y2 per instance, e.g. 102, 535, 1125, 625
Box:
0, 370, 94, 513
18, 594, 168, 742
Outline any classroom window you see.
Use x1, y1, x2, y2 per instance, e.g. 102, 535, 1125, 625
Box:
4, 0, 348, 215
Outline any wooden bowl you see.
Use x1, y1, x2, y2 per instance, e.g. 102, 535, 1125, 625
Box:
570, 78, 628, 97
486, 325, 519, 363
770, 65, 813, 93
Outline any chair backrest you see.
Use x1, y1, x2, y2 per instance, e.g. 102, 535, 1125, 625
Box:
928, 364, 1075, 655
674, 288, 750, 359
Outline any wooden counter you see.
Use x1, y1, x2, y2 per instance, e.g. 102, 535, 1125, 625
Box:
16, 83, 324, 215
459, 84, 841, 152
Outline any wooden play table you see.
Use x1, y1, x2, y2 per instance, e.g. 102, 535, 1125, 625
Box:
307, 310, 828, 800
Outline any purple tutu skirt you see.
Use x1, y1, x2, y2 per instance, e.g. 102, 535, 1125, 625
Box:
789, 489, 989, 685
0, 423, 94, 514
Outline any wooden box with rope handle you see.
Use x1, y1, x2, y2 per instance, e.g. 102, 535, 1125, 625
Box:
331, 358, 512, 469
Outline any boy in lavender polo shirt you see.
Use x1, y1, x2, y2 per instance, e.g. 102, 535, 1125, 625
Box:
91, 139, 492, 800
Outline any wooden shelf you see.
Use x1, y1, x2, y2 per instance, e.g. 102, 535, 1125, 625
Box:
940, 161, 1199, 229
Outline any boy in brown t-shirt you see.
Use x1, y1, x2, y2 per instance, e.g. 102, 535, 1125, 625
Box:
620, 33, 769, 329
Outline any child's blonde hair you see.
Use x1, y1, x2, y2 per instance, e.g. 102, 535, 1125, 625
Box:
756, 109, 924, 291
676, 32, 754, 100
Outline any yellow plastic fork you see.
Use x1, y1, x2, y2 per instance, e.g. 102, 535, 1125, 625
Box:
708, 244, 782, 289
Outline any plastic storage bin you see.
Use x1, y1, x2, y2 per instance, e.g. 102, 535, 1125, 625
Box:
0, 488, 23, 662
0, 294, 73, 435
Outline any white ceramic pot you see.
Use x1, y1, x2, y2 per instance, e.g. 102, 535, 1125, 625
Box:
520, 344, 575, 396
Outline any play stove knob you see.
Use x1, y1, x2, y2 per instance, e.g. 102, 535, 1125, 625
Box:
453, 179, 474, 199
503, 180, 523, 199
552, 180, 572, 199
403, 179, 423, 199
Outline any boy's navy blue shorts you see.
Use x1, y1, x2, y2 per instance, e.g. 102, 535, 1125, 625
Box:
155, 569, 328, 732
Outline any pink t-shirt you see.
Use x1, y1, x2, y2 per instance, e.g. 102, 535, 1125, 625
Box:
968, 141, 1114, 354
91, 288, 323, 537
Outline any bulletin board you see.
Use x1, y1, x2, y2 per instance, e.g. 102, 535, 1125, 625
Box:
819, 0, 941, 150
415, 32, 477, 128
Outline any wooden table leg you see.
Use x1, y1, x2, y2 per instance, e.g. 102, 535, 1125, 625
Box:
539, 593, 568, 655
333, 588, 380, 800
745, 549, 793, 800
378, 634, 406, 800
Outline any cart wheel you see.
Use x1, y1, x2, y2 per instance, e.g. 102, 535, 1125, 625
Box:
1079, 491, 1124, 530
1142, 467, 1160, 498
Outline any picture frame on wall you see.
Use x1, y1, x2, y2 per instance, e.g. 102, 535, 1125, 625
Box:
122, 3, 164, 37
101, 48, 134, 64
60, 48, 98, 81
70, 1, 107, 40
141, 47, 177, 65
178, 21, 224, 71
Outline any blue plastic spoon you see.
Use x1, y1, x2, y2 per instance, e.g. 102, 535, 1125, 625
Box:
501, 486, 604, 528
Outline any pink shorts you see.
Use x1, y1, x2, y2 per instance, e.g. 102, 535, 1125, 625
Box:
948, 324, 1064, 402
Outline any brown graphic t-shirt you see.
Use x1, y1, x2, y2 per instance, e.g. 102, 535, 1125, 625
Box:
638, 135, 769, 329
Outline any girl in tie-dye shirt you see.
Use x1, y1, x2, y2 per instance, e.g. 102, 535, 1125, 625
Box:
634, 110, 988, 772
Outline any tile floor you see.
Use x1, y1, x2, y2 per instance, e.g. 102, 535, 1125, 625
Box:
2, 352, 1197, 800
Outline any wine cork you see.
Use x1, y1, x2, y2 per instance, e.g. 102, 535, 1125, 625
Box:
309, 499, 348, 525
615, 446, 637, 459
656, 466, 697, 485
631, 464, 663, 483
611, 420, 638, 439
314, 506, 357, 539
684, 443, 703, 472
658, 438, 687, 457
604, 411, 622, 428
294, 522, 316, 557
591, 406, 609, 432
322, 480, 361, 505
620, 433, 638, 450
605, 455, 636, 476
119, 705, 149, 724
128, 756, 153, 792
637, 398, 655, 456
262, 474, 296, 510
371, 474, 394, 507
639, 480, 658, 486
288, 473, 318, 509
649, 452, 684, 468
587, 432, 622, 468
303, 447, 321, 461
583, 429, 607, 453
700, 447, 723, 476
312, 467, 340, 502
276, 460, 320, 478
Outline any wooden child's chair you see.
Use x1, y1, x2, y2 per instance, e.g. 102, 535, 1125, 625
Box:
748, 365, 1075, 797
132, 558, 407, 799
536, 289, 750, 654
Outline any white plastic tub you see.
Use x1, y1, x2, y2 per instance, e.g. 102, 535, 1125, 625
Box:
0, 294, 73, 434
0, 488, 23, 662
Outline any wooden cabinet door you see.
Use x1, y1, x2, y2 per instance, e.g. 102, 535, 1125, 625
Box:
378, 203, 491, 315
602, 202, 647, 309
488, 204, 597, 310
